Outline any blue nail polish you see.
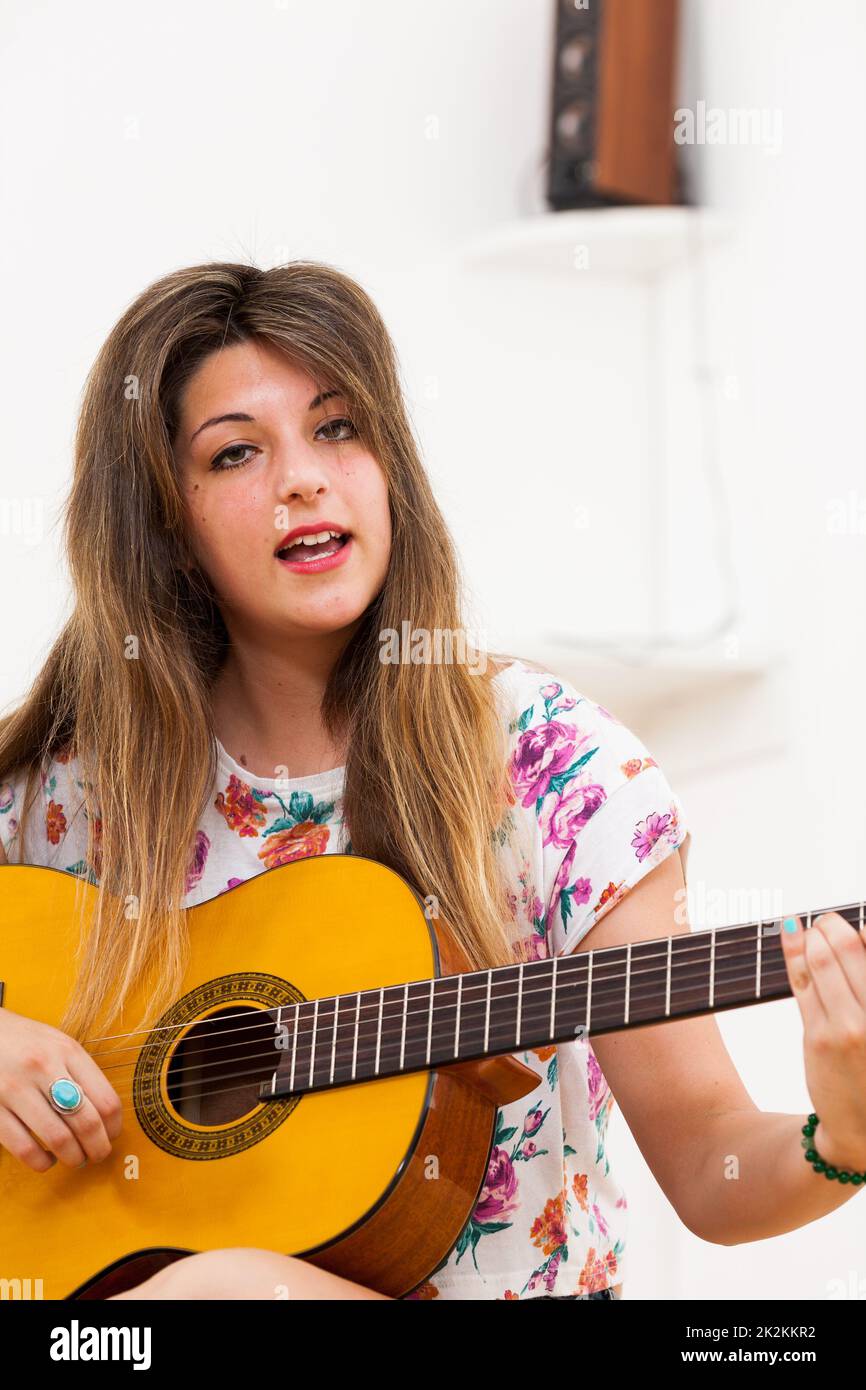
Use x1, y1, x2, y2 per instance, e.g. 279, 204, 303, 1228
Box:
783, 917, 797, 933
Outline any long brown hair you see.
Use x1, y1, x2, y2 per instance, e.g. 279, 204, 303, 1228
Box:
0, 260, 525, 1043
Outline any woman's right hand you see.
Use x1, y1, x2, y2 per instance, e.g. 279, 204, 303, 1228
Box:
0, 1006, 123, 1171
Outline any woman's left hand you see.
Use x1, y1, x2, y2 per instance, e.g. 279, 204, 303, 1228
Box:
780, 911, 866, 1171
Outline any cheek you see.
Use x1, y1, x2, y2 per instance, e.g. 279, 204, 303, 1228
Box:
187, 488, 271, 580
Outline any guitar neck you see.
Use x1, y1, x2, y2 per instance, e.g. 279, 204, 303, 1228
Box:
260, 900, 865, 1100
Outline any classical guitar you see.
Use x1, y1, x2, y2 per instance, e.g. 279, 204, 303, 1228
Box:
1, 855, 861, 1299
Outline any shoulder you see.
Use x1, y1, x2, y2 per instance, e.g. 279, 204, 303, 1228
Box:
490, 654, 658, 800
491, 654, 690, 951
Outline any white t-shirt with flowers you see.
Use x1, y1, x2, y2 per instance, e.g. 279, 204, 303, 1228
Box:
0, 657, 691, 1299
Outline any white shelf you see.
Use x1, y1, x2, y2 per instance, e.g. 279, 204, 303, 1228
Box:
457, 206, 732, 280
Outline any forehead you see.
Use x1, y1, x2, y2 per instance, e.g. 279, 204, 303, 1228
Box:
178, 339, 327, 422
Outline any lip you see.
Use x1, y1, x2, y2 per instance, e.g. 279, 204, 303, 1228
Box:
274, 521, 351, 554
275, 534, 353, 575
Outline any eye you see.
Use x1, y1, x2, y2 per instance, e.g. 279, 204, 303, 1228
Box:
315, 416, 357, 442
210, 443, 259, 472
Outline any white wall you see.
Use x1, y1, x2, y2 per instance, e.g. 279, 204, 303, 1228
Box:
2, 0, 865, 1300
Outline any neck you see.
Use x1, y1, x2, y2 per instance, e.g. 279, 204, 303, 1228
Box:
210, 630, 353, 779
260, 898, 865, 1101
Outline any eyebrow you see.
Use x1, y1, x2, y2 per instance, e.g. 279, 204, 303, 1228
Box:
187, 389, 342, 446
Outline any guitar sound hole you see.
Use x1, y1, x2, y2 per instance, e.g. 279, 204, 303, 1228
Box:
165, 1005, 279, 1126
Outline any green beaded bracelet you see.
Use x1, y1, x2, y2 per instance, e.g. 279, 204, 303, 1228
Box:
802, 1112, 866, 1185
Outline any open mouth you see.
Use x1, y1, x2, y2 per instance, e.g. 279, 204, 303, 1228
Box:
274, 530, 351, 563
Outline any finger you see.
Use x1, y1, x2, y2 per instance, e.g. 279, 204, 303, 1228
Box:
65, 1045, 124, 1142
8, 1086, 89, 1167
801, 915, 866, 1030
811, 912, 866, 1013
0, 1104, 58, 1172
778, 915, 827, 1030
8, 1074, 117, 1167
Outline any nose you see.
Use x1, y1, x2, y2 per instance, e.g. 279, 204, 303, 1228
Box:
276, 440, 331, 505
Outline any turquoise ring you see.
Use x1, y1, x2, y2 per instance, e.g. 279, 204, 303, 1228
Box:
48, 1078, 85, 1116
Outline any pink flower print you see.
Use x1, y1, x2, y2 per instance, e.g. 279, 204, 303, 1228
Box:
525, 1107, 545, 1137
587, 1046, 611, 1125
592, 1201, 609, 1239
547, 841, 593, 932
571, 877, 593, 907
543, 1248, 562, 1292
473, 1146, 520, 1224
523, 1140, 538, 1158
596, 704, 622, 725
510, 721, 590, 808
184, 830, 210, 893
522, 930, 549, 962
218, 876, 247, 895
540, 780, 606, 851
632, 810, 673, 862
540, 682, 562, 700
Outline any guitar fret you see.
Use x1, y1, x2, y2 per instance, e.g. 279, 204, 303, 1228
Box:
426, 980, 434, 1065
709, 927, 716, 1009
756, 922, 761, 1000
375, 988, 384, 1075
309, 998, 319, 1088
586, 951, 593, 1032
624, 943, 631, 1025
400, 982, 408, 1070
330, 995, 339, 1085
268, 1005, 282, 1097
860, 901, 864, 933
484, 970, 491, 1053
289, 1006, 298, 1092
454, 974, 463, 1058
352, 991, 361, 1079
665, 936, 671, 1015
549, 957, 558, 1037
516, 962, 524, 1046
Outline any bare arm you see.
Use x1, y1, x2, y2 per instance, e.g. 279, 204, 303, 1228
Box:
574, 849, 863, 1245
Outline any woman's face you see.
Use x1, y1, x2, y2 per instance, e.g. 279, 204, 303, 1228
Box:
174, 338, 392, 643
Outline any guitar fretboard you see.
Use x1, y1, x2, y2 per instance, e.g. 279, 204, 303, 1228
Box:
258, 902, 865, 1100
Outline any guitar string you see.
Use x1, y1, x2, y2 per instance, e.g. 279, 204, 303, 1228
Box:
74, 962, 794, 1116
86, 963, 797, 1120
78, 905, 862, 1052
87, 941, 795, 1070
28, 922, 850, 1119
84, 934, 795, 1073
78, 912, 847, 1065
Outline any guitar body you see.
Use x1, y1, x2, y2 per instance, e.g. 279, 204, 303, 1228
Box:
0, 855, 540, 1299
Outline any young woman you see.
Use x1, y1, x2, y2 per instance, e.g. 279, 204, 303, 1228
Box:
1, 261, 865, 1302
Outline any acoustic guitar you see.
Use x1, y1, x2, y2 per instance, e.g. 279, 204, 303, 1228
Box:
1, 855, 859, 1299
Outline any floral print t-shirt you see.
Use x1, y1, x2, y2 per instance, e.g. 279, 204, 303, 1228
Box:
0, 657, 691, 1301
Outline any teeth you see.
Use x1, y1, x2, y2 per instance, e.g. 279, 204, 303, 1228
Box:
283, 529, 343, 552
277, 529, 347, 559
